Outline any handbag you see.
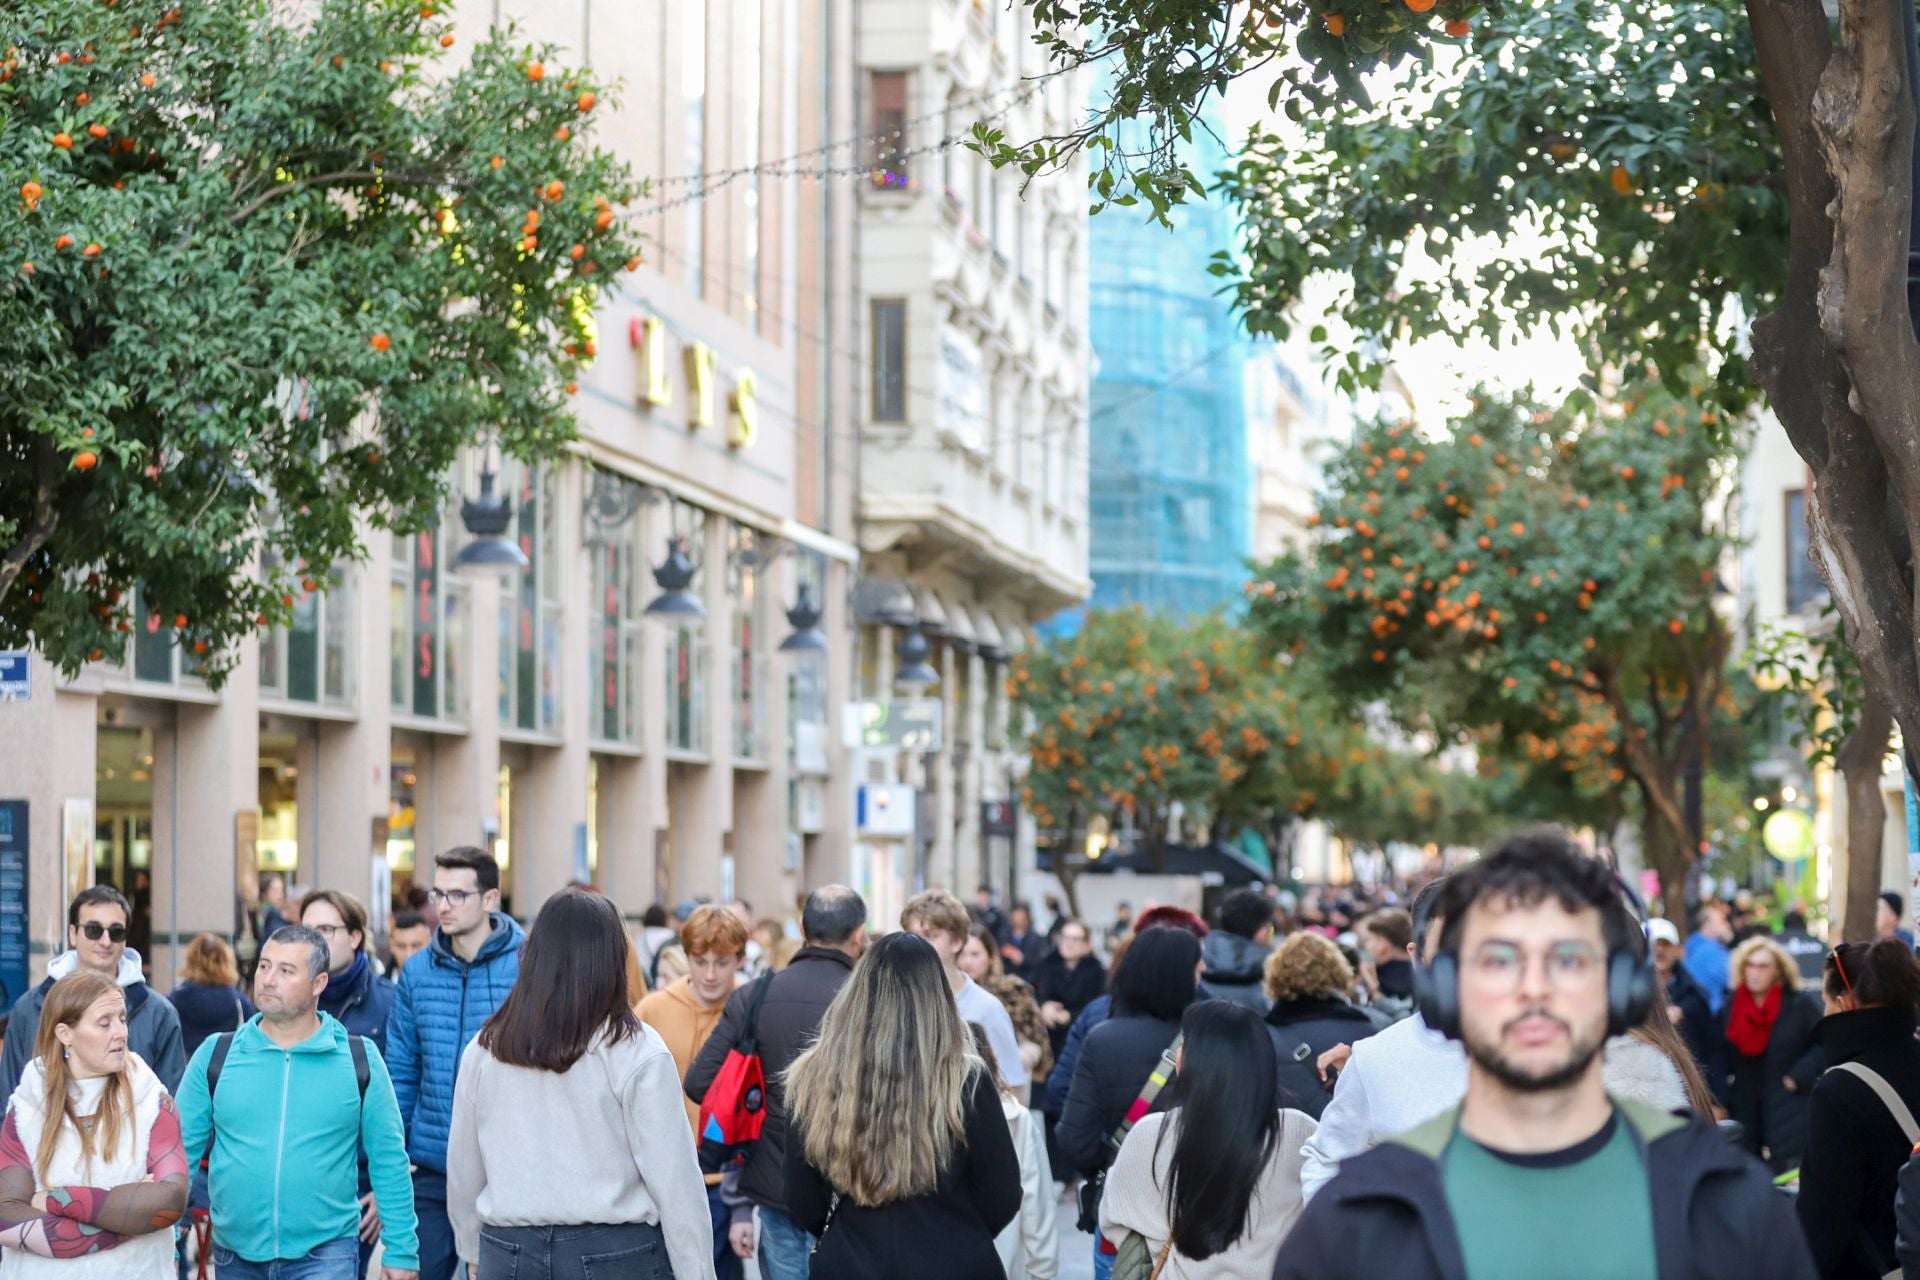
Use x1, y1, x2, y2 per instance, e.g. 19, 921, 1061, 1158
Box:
695, 974, 774, 1173
1075, 1033, 1183, 1234
1112, 1230, 1175, 1280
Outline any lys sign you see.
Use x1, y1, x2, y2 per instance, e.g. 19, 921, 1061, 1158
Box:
629, 316, 758, 450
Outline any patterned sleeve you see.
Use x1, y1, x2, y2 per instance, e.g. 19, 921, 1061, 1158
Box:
45, 1094, 188, 1236
0, 1109, 134, 1257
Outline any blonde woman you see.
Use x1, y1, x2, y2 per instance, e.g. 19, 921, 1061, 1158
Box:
1721, 934, 1823, 1172
0, 971, 188, 1275
785, 932, 1022, 1279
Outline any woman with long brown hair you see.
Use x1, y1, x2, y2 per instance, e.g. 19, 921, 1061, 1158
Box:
446, 885, 713, 1279
0, 970, 188, 1275
960, 923, 1054, 1083
786, 931, 1021, 1279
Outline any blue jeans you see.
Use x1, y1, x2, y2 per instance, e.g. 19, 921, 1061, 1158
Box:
708, 1185, 742, 1280
1093, 1232, 1116, 1280
413, 1167, 461, 1280
477, 1222, 670, 1280
211, 1235, 359, 1280
756, 1206, 815, 1280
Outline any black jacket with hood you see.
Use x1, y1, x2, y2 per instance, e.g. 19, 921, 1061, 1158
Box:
1263, 995, 1380, 1118
1798, 1006, 1920, 1279
1200, 931, 1272, 1013
1272, 1098, 1814, 1280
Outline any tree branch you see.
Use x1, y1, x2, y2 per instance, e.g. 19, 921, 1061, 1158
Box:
227, 166, 443, 224
0, 436, 62, 608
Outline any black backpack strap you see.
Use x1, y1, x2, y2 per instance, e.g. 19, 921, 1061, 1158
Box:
347, 1034, 370, 1100
201, 1033, 234, 1168
738, 973, 775, 1056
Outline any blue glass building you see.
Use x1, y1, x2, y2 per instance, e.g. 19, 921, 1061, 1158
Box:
1085, 105, 1253, 617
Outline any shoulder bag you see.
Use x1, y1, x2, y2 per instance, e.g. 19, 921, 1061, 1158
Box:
1076, 1032, 1183, 1234
1824, 1061, 1918, 1280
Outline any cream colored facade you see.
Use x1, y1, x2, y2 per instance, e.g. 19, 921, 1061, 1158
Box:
0, 0, 861, 981
850, 0, 1093, 924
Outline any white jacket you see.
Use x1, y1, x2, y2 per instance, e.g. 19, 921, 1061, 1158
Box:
994, 1097, 1057, 1280
1298, 1015, 1691, 1200
2, 1054, 174, 1280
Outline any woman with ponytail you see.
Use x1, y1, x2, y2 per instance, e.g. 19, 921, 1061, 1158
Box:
1795, 937, 1920, 1278
0, 970, 188, 1275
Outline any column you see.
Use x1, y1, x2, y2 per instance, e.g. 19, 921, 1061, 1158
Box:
522, 461, 592, 912
163, 641, 260, 982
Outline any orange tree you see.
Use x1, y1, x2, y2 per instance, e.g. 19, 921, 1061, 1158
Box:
1246, 382, 1751, 899
0, 0, 645, 682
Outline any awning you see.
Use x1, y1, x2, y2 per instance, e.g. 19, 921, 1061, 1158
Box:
853, 578, 916, 627
972, 608, 1007, 662
913, 587, 950, 636
940, 595, 980, 652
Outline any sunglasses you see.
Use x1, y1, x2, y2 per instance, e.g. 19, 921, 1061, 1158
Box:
78, 922, 127, 943
1831, 942, 1858, 999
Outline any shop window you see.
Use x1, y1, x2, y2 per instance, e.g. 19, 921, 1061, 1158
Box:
664, 508, 710, 756
587, 469, 647, 746
390, 522, 468, 723
500, 461, 563, 735
729, 524, 769, 763
787, 553, 831, 776
872, 299, 907, 422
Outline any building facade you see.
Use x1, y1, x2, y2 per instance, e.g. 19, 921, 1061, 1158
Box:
851, 0, 1093, 926
0, 0, 862, 983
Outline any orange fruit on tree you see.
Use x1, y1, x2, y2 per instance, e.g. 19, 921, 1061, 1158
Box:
545, 180, 565, 200
569, 243, 585, 259
53, 234, 73, 251
20, 181, 41, 209
490, 155, 504, 169
595, 209, 614, 229
577, 91, 596, 111
564, 382, 579, 395
1444, 18, 1470, 35
73, 451, 98, 471
52, 132, 73, 149
174, 614, 188, 628
370, 333, 392, 352
82, 242, 101, 257
1610, 164, 1635, 195
553, 126, 571, 141
1324, 13, 1346, 35
140, 72, 156, 87
75, 92, 90, 105
439, 33, 455, 47
527, 61, 545, 81
1668, 619, 1684, 634
1405, 0, 1436, 11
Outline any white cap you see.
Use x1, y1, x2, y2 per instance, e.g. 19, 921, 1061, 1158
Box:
1646, 918, 1680, 947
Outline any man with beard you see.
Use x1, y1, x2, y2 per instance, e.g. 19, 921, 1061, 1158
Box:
1273, 831, 1811, 1280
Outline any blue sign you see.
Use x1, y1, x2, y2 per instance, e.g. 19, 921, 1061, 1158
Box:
0, 802, 28, 1010
0, 652, 27, 702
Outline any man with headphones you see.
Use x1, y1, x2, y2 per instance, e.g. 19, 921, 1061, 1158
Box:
1274, 830, 1810, 1280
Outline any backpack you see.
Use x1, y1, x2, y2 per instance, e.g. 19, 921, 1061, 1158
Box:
695, 974, 773, 1174
200, 1030, 369, 1166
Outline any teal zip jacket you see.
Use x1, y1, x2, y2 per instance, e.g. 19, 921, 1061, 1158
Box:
176, 1012, 419, 1270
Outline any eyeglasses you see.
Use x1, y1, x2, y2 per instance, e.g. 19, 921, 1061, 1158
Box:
427, 888, 475, 908
1464, 941, 1603, 992
308, 923, 348, 938
78, 922, 127, 943
1060, 932, 1090, 944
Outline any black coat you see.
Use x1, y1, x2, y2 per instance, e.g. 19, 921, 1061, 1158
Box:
1722, 987, 1824, 1172
1666, 963, 1726, 1102
1798, 1007, 1920, 1280
169, 980, 254, 1061
1032, 952, 1107, 1057
1201, 932, 1273, 1013
787, 1067, 1020, 1280
1263, 995, 1381, 1118
1056, 1011, 1179, 1177
686, 945, 855, 1216
1375, 958, 1415, 1002
1273, 1101, 1814, 1280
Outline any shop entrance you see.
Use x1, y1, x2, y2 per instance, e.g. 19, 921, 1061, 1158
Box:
94, 726, 155, 967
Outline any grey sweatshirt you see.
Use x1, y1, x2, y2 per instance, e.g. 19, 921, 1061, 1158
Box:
446, 1023, 717, 1280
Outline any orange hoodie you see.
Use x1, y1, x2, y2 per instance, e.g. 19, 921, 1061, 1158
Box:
638, 976, 729, 1182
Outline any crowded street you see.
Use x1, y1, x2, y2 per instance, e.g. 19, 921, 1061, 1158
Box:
11, 0, 1920, 1276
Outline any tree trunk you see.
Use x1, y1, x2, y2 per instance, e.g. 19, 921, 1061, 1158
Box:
1641, 805, 1693, 934
1749, 0, 1920, 760
1837, 691, 1896, 940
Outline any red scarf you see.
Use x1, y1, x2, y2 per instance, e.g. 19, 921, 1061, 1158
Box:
1726, 983, 1784, 1057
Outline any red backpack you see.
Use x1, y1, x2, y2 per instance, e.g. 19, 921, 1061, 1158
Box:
696, 973, 774, 1174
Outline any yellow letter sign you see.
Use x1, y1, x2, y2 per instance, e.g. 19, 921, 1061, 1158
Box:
685, 343, 717, 430
729, 370, 758, 449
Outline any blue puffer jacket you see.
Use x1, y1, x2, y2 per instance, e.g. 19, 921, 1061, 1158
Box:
385, 914, 523, 1171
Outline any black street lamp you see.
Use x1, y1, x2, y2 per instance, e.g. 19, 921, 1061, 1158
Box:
455, 465, 528, 573
643, 538, 706, 618
779, 582, 829, 654
894, 623, 940, 688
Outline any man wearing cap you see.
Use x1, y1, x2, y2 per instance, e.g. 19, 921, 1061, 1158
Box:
1876, 892, 1917, 949
1651, 918, 1724, 1106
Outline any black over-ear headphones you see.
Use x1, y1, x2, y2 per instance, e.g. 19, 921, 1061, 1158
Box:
1415, 934, 1655, 1040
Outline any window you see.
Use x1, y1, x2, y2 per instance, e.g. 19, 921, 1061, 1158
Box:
665, 508, 710, 755
787, 553, 830, 776
587, 471, 647, 746
499, 461, 562, 735
390, 524, 468, 722
122, 585, 207, 686
258, 555, 353, 708
729, 523, 768, 763
870, 71, 909, 189
740, 0, 763, 319
872, 299, 907, 422
1785, 489, 1822, 614
683, 3, 707, 296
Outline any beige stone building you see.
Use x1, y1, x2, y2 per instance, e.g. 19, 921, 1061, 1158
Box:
0, 0, 862, 982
